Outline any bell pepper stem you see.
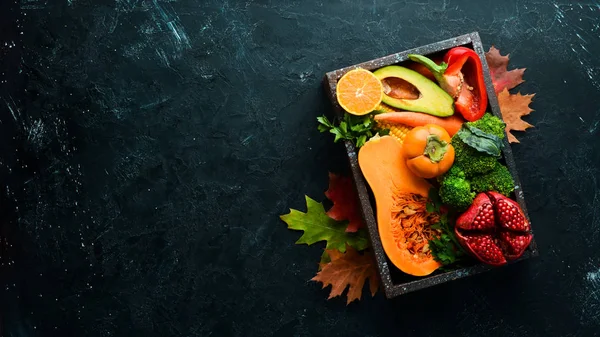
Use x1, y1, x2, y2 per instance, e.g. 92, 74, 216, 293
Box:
407, 54, 448, 83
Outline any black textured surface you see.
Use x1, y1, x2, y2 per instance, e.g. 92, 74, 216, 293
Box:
1, 1, 600, 336
324, 32, 538, 299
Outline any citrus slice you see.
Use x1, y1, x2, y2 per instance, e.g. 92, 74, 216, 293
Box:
336, 68, 383, 116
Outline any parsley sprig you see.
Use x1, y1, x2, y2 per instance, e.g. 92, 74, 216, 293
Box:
429, 214, 466, 266
426, 188, 467, 267
317, 113, 388, 148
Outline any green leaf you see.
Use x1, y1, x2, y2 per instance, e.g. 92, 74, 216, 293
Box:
427, 188, 442, 213
339, 121, 348, 134
316, 112, 380, 148
357, 135, 367, 148
457, 124, 504, 157
428, 213, 467, 266
350, 123, 364, 132
343, 113, 352, 124
330, 128, 344, 142
426, 203, 434, 213
317, 116, 334, 128
280, 196, 370, 252
334, 132, 343, 142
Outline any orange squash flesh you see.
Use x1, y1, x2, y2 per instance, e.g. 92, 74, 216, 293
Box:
358, 135, 442, 276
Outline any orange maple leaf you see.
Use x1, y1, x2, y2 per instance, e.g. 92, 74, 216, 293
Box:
497, 88, 535, 143
312, 246, 379, 305
324, 173, 364, 233
485, 46, 526, 94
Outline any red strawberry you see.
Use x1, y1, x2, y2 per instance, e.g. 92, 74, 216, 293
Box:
455, 193, 495, 231
487, 191, 530, 232
454, 231, 507, 266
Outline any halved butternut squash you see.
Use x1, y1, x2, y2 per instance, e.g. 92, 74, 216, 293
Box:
358, 135, 442, 276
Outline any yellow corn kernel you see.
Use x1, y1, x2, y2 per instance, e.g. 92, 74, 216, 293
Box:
374, 103, 402, 113
376, 121, 412, 144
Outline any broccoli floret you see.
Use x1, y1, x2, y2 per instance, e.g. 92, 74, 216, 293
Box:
438, 113, 511, 211
470, 161, 515, 196
451, 137, 497, 177
448, 113, 506, 177
438, 166, 476, 211
466, 113, 506, 139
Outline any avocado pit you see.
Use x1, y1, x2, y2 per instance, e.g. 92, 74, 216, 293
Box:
381, 77, 420, 100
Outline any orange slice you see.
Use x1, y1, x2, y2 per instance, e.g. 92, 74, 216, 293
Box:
336, 68, 383, 116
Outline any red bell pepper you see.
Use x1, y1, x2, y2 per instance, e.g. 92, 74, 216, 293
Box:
408, 47, 488, 122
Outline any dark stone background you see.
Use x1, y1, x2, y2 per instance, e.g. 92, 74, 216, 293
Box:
1, 0, 599, 336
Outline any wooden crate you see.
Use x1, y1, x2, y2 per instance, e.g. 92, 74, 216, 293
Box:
322, 32, 539, 299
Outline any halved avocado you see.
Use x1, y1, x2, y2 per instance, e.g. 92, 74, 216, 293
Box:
372, 65, 454, 117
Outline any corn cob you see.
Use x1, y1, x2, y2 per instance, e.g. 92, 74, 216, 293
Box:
373, 103, 411, 143
374, 102, 402, 113
376, 121, 412, 144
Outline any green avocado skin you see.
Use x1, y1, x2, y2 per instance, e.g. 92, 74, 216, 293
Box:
372, 65, 455, 117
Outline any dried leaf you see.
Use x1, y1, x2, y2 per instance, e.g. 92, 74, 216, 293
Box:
318, 249, 343, 270
312, 246, 379, 305
324, 173, 365, 233
497, 88, 535, 143
485, 46, 526, 94
280, 196, 369, 252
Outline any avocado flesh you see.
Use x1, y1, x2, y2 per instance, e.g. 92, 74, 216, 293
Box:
372, 65, 454, 117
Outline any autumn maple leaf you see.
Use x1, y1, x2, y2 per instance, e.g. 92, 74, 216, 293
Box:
497, 88, 535, 143
485, 46, 535, 143
324, 173, 365, 233
280, 196, 369, 252
312, 246, 379, 305
485, 46, 526, 94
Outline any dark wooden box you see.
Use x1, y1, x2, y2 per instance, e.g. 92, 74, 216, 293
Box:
322, 32, 539, 299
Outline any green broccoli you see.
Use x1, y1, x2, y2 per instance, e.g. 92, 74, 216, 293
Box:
451, 137, 497, 177
466, 113, 506, 139
449, 113, 506, 177
470, 161, 515, 196
438, 113, 513, 211
438, 166, 476, 211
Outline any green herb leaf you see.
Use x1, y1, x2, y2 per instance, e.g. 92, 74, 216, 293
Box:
315, 113, 380, 148
428, 214, 467, 266
350, 123, 364, 132
427, 187, 443, 213
426, 203, 435, 213
457, 124, 504, 157
339, 121, 348, 134
317, 116, 334, 128
357, 135, 367, 147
